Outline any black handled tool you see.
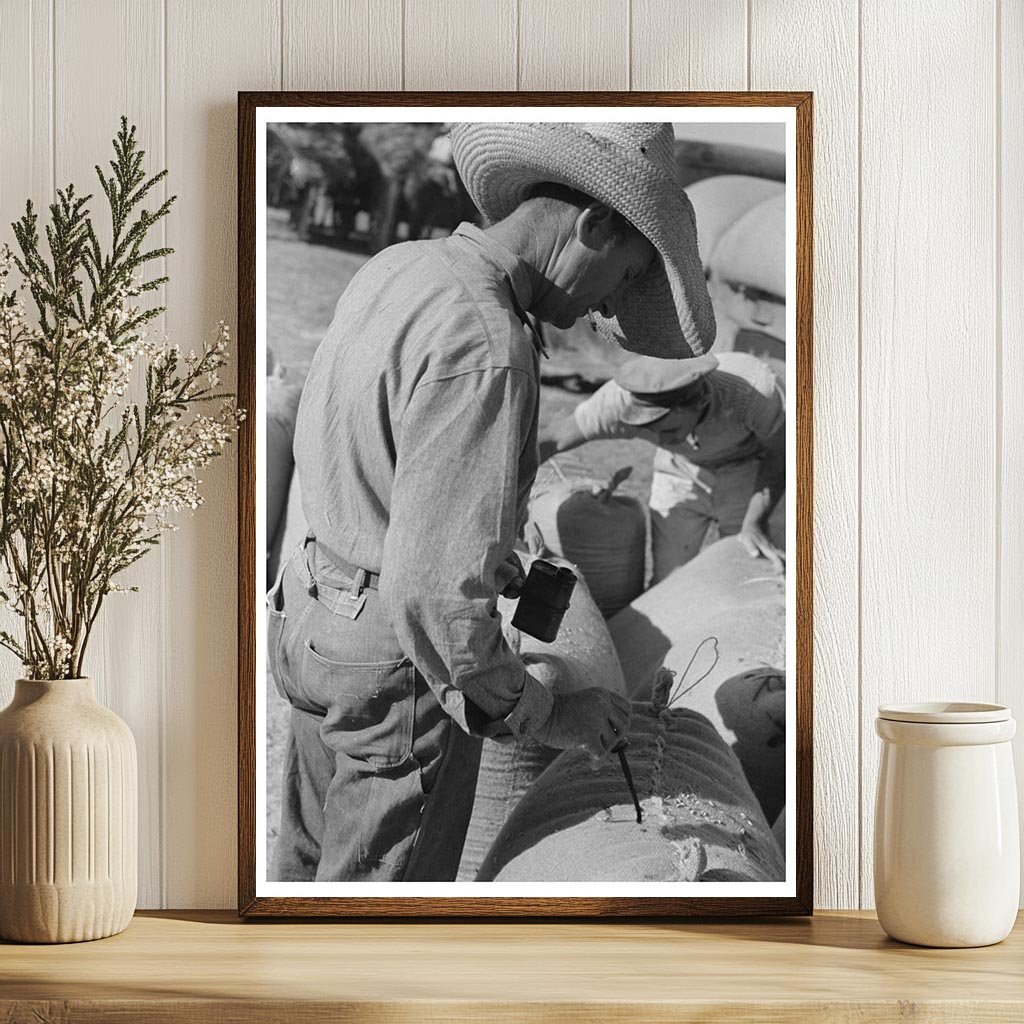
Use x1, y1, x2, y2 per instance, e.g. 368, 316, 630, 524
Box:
611, 738, 643, 824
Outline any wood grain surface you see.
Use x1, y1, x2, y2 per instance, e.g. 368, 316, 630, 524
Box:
1, 910, 1023, 1023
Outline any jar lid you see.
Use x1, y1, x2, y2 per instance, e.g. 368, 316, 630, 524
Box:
877, 701, 1011, 724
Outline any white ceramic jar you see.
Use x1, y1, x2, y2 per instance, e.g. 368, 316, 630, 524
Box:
874, 702, 1019, 947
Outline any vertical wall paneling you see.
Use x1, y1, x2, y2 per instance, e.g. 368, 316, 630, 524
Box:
0, 0, 51, 234
518, 0, 629, 91
52, 0, 166, 908
403, 0, 517, 91
630, 0, 746, 91
859, 1, 998, 908
749, 0, 860, 910
0, 1, 54, 696
1, 0, 1021, 912
164, 0, 280, 907
283, 0, 402, 91
999, 0, 1024, 897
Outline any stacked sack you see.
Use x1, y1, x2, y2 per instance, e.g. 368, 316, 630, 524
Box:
455, 544, 627, 880
478, 677, 783, 883
527, 468, 646, 618
608, 536, 786, 826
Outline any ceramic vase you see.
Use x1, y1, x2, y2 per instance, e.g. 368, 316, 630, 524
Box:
874, 702, 1019, 948
0, 678, 137, 943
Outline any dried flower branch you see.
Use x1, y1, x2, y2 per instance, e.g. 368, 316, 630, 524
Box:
0, 117, 243, 680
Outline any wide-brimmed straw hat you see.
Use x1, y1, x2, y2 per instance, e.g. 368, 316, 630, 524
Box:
449, 122, 716, 359
613, 353, 719, 423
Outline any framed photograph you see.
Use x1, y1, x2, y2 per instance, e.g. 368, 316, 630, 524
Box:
238, 91, 812, 917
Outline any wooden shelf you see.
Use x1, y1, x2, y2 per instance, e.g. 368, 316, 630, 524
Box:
2, 910, 1022, 1022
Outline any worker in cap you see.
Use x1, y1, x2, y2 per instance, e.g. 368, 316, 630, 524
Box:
539, 350, 786, 582
271, 122, 714, 883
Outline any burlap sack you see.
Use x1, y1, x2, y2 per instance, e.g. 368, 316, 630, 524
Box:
478, 701, 783, 883
527, 471, 646, 618
607, 537, 786, 823
455, 555, 626, 881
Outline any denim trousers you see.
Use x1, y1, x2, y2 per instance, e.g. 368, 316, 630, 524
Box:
268, 536, 460, 882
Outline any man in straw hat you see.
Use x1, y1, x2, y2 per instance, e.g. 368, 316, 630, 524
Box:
270, 121, 714, 882
539, 349, 786, 581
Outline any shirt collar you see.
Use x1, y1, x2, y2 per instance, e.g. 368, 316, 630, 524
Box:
451, 222, 548, 358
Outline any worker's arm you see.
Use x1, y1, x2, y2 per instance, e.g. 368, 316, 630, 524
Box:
379, 367, 628, 753
538, 380, 665, 463
738, 369, 787, 571
739, 423, 786, 571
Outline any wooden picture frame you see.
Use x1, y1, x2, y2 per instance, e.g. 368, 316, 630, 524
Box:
238, 91, 813, 917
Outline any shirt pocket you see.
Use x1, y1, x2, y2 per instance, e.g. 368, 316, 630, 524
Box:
302, 643, 417, 772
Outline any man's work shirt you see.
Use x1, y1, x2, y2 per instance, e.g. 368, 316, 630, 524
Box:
573, 350, 785, 479
293, 222, 551, 739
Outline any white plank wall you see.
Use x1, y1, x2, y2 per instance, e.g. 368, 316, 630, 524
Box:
54, 0, 168, 911
0, 2, 52, 684
632, 0, 746, 91
161, 0, 281, 909
859, 0, 999, 909
518, 0, 629, 91
1001, 0, 1024, 904
0, 0, 1018, 910
405, 0, 517, 90
750, 0, 860, 912
283, 0, 402, 90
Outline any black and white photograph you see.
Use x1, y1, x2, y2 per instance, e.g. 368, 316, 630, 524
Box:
246, 100, 809, 914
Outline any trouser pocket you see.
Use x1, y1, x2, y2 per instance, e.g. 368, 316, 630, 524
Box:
303, 648, 421, 877
303, 645, 417, 771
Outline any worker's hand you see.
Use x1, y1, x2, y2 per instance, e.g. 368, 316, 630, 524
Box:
497, 550, 527, 598
738, 518, 785, 573
529, 687, 632, 758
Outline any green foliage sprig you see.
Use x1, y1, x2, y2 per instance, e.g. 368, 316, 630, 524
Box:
0, 117, 243, 679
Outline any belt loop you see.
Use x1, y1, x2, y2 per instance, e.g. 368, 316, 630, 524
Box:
351, 568, 368, 598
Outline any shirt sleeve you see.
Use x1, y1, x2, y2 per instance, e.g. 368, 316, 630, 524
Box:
742, 363, 786, 442
378, 366, 553, 739
573, 380, 668, 442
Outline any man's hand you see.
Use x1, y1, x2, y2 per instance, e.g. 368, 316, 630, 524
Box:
497, 550, 527, 598
738, 517, 785, 573
529, 687, 632, 758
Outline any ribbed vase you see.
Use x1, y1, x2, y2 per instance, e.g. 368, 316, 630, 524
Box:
0, 678, 137, 943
